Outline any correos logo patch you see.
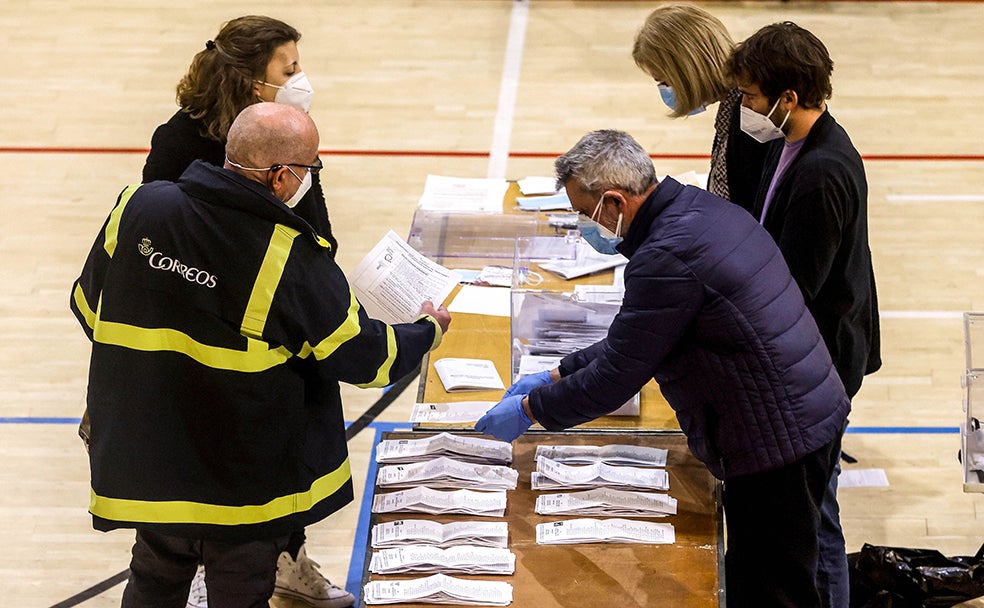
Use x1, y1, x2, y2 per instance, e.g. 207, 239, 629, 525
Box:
139, 237, 217, 288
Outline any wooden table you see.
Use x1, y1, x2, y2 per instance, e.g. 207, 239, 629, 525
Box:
357, 431, 723, 608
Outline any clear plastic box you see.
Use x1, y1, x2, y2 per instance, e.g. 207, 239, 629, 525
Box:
963, 313, 984, 492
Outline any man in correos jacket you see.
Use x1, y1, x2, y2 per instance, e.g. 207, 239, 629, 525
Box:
476, 129, 849, 608
70, 102, 450, 608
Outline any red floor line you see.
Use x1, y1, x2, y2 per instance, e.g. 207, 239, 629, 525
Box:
1, 146, 982, 162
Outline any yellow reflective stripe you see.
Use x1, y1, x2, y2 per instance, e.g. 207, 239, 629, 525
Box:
315, 235, 332, 251
354, 324, 397, 388
93, 320, 291, 372
419, 314, 444, 351
299, 290, 362, 360
90, 458, 351, 526
72, 284, 97, 331
103, 185, 141, 258
242, 225, 298, 339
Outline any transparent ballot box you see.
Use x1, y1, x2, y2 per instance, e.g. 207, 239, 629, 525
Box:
963, 313, 984, 492
510, 241, 639, 416
407, 209, 577, 268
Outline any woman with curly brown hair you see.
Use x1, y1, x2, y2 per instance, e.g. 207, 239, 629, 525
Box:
143, 15, 338, 256
141, 15, 350, 608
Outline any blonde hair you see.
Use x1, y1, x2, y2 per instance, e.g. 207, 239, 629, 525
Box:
632, 5, 734, 117
176, 16, 300, 142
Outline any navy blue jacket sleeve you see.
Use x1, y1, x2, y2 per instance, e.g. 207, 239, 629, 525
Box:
528, 252, 703, 430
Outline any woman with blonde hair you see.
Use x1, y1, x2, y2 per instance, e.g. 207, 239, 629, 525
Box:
632, 4, 765, 211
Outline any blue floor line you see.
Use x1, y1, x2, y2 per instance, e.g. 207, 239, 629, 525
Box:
344, 421, 413, 606
846, 426, 959, 434
0, 417, 82, 424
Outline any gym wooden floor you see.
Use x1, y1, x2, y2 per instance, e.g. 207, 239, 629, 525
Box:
3, 1, 983, 606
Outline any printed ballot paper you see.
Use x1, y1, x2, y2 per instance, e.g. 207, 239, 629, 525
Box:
434, 358, 506, 392
350, 231, 460, 325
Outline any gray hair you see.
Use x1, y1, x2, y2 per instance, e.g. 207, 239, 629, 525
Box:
555, 130, 657, 196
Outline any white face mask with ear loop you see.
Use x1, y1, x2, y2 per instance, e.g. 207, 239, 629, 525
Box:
259, 71, 315, 113
283, 167, 312, 208
739, 96, 790, 143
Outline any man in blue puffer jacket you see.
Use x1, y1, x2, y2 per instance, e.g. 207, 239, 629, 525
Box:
477, 129, 849, 607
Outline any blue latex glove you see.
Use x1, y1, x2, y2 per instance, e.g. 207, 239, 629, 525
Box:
475, 395, 533, 442
503, 370, 553, 399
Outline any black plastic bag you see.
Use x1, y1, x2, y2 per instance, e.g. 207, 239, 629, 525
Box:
849, 543, 984, 607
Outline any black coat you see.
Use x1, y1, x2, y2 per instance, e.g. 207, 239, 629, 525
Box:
753, 110, 881, 397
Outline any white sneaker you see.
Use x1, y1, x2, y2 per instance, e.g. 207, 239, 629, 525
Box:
186, 565, 208, 608
273, 546, 355, 608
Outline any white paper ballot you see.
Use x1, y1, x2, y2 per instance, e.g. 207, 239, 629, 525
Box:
536, 518, 675, 545
410, 402, 497, 424
417, 175, 508, 214
434, 358, 506, 392
517, 176, 558, 195
363, 573, 513, 606
539, 239, 628, 280
448, 285, 511, 317
838, 468, 890, 488
349, 230, 460, 325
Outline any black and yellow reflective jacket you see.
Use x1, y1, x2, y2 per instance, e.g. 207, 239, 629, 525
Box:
70, 161, 443, 541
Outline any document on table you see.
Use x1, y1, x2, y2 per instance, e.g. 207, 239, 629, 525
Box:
376, 456, 519, 491
539, 239, 628, 280
535, 518, 675, 545
535, 488, 677, 518
375, 432, 513, 465
516, 191, 572, 211
371, 487, 507, 517
448, 285, 511, 317
371, 520, 509, 548
417, 174, 508, 214
369, 545, 516, 575
363, 573, 513, 606
349, 230, 461, 325
534, 444, 668, 467
531, 456, 670, 491
433, 358, 506, 392
409, 401, 497, 425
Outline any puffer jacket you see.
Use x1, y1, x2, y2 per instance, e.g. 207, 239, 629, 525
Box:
527, 177, 849, 479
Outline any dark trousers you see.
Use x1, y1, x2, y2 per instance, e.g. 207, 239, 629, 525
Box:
722, 432, 842, 608
121, 529, 290, 608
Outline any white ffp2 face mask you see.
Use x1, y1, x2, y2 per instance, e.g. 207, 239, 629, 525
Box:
283, 168, 312, 208
264, 71, 315, 113
739, 97, 790, 143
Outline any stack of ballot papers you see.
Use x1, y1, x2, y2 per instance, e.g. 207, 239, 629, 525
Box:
376, 457, 518, 491
534, 488, 677, 517
409, 401, 496, 424
376, 432, 512, 465
372, 487, 507, 518
535, 518, 676, 545
531, 456, 669, 491
369, 546, 516, 575
535, 444, 668, 467
363, 574, 513, 606
371, 520, 509, 549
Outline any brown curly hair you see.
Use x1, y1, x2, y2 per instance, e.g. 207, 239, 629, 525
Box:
176, 15, 300, 142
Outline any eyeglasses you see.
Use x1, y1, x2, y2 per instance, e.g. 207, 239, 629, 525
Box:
271, 158, 323, 176
227, 157, 323, 176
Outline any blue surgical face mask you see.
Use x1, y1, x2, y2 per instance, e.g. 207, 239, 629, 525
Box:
577, 196, 623, 255
658, 83, 706, 116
